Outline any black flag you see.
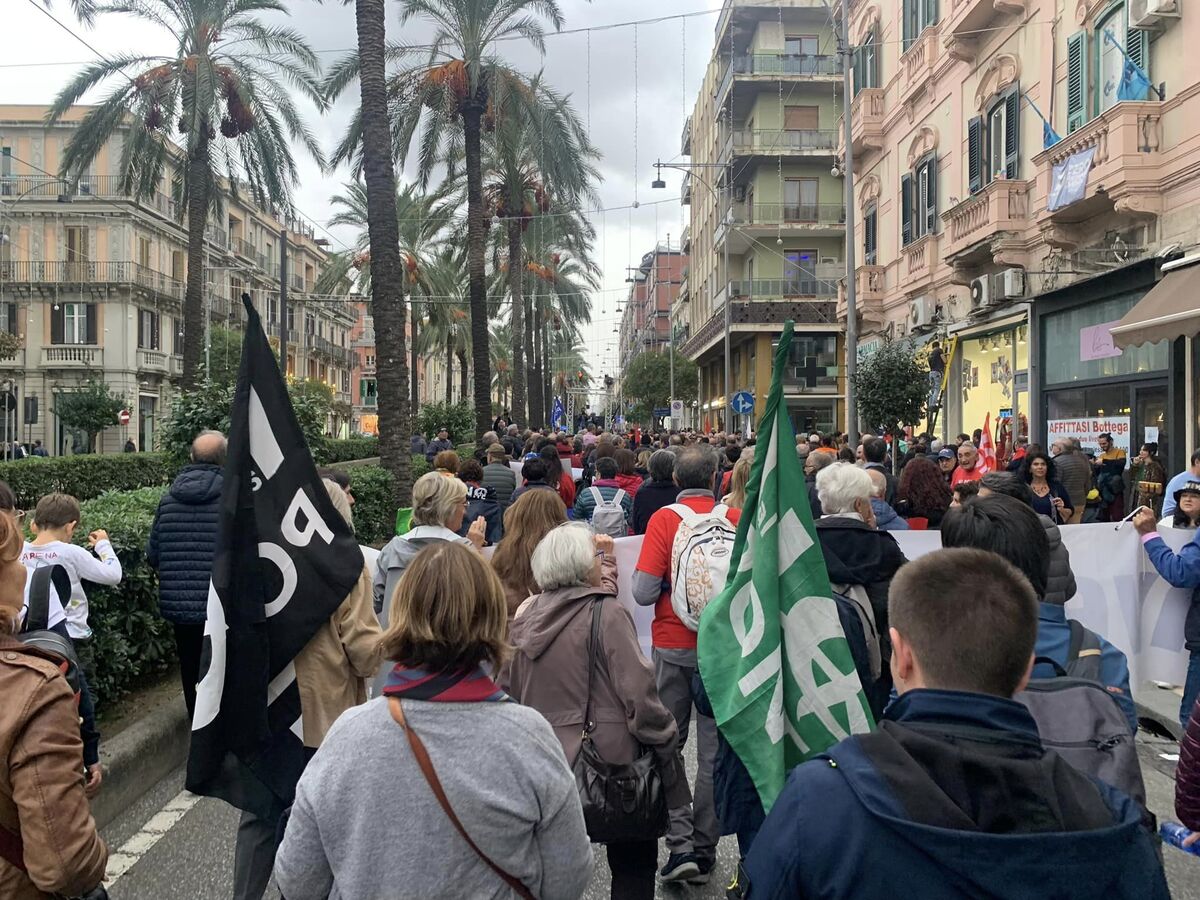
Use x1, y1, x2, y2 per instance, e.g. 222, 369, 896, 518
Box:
186, 294, 363, 817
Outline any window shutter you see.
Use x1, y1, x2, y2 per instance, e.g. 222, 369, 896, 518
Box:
853, 43, 864, 96
5, 304, 15, 336
85, 304, 97, 344
864, 210, 877, 264
967, 116, 984, 195
901, 173, 913, 246
1004, 89, 1020, 179
925, 157, 938, 235
902, 0, 914, 48
1127, 26, 1149, 81
50, 304, 64, 345
869, 27, 879, 87
1067, 31, 1087, 133
924, 0, 938, 28
137, 310, 145, 348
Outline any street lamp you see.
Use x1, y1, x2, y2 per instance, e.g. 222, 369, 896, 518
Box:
653, 160, 733, 431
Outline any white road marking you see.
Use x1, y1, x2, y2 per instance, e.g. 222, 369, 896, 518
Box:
105, 789, 201, 886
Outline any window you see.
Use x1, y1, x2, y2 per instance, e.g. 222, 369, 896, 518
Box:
901, 155, 938, 245
361, 378, 378, 407
967, 88, 1020, 193
65, 227, 89, 279
287, 306, 295, 331
51, 302, 94, 345
137, 237, 151, 270
902, 0, 938, 51
784, 35, 819, 56
268, 297, 279, 324
1066, 9, 1149, 133
341, 370, 350, 393
137, 309, 161, 350
172, 251, 185, 282
863, 205, 878, 265
0, 303, 17, 336
785, 250, 819, 294
853, 28, 879, 95
0, 148, 10, 196
784, 178, 819, 222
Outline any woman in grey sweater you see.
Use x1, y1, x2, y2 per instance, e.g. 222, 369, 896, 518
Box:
276, 542, 591, 900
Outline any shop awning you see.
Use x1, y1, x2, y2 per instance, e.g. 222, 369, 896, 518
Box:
1111, 264, 1200, 349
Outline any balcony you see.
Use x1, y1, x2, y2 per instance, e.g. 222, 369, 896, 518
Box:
899, 26, 940, 106
137, 349, 169, 373
716, 53, 843, 111
0, 175, 179, 220
681, 225, 691, 253
682, 172, 693, 206
901, 233, 939, 283
941, 179, 1032, 272
1033, 102, 1164, 243
0, 350, 27, 370
837, 265, 887, 330
727, 128, 839, 162
728, 278, 838, 300
233, 237, 256, 260
291, 273, 304, 292
680, 292, 839, 360
718, 201, 846, 252
0, 261, 184, 300
942, 0, 1025, 61
681, 115, 693, 156
850, 88, 885, 156
170, 355, 184, 376
42, 345, 103, 368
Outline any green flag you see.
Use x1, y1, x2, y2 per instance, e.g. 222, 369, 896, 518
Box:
697, 321, 873, 814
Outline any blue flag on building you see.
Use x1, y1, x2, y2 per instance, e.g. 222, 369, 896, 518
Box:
1104, 29, 1154, 101
551, 396, 566, 430
1021, 91, 1061, 149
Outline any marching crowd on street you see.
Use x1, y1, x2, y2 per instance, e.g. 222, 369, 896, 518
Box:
8, 418, 1200, 898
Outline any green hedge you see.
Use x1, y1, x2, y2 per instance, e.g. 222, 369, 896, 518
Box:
315, 436, 379, 464
331, 455, 430, 545
0, 454, 170, 510
75, 487, 176, 709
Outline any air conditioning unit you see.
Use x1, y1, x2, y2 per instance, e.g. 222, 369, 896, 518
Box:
1131, 0, 1179, 28
969, 275, 991, 309
996, 267, 1026, 299
909, 294, 936, 329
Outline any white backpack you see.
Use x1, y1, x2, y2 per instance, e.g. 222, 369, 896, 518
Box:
588, 487, 629, 538
667, 503, 737, 630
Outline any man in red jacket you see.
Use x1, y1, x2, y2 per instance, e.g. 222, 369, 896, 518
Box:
633, 447, 740, 885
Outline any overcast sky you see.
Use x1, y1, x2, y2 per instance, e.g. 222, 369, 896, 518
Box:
4, 0, 726, 385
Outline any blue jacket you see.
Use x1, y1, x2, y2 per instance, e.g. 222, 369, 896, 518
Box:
573, 480, 633, 530
870, 497, 909, 531
1143, 530, 1200, 650
146, 464, 223, 625
746, 689, 1167, 900
1033, 602, 1137, 732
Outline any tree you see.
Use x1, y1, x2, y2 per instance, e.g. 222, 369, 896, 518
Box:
622, 350, 698, 426
48, 0, 325, 390
851, 338, 928, 470
53, 379, 126, 453
206, 326, 244, 387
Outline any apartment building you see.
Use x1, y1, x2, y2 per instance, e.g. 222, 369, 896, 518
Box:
617, 241, 686, 378
680, 0, 848, 436
843, 0, 1200, 467
0, 105, 355, 453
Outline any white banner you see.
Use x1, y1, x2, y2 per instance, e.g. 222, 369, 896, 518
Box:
1045, 416, 1132, 456
494, 524, 1195, 696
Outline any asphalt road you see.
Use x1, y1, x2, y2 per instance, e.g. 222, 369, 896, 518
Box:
100, 731, 1200, 899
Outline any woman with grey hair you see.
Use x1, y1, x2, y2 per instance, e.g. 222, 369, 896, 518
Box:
632, 449, 681, 535
373, 471, 487, 616
505, 524, 688, 900
812, 463, 907, 718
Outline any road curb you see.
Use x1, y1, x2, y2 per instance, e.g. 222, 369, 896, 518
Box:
92, 694, 189, 829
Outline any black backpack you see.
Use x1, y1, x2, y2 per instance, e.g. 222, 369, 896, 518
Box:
1016, 619, 1146, 806
18, 564, 82, 701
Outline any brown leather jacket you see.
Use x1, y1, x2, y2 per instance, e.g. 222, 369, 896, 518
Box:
0, 636, 107, 899
503, 555, 690, 810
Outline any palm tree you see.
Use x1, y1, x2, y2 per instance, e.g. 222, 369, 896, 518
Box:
419, 247, 472, 405
489, 322, 513, 411
332, 0, 568, 440
48, 0, 325, 390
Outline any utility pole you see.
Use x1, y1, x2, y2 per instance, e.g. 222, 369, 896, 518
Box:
666, 234, 675, 427
279, 226, 288, 376
840, 0, 859, 446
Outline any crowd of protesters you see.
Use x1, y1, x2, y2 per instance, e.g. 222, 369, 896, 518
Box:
12, 414, 1200, 900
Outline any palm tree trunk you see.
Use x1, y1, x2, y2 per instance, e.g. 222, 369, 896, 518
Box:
525, 292, 540, 426
445, 334, 453, 403
462, 102, 491, 441
181, 137, 210, 390
410, 301, 419, 419
542, 319, 552, 427
457, 348, 469, 404
354, 0, 411, 506
532, 303, 544, 426
507, 221, 526, 428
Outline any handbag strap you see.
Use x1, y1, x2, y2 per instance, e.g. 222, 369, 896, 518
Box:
388, 698, 535, 900
581, 600, 603, 738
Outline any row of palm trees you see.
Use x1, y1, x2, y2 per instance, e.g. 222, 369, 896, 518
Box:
44, 0, 600, 503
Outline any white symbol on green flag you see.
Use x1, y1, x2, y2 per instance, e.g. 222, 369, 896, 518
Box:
697, 320, 873, 813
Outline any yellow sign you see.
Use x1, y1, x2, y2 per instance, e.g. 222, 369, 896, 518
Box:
361, 415, 379, 435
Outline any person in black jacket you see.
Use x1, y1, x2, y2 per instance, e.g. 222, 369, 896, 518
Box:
632, 449, 680, 534
146, 430, 225, 719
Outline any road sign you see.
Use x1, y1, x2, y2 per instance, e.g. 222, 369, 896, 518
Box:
118, 409, 131, 426
731, 391, 755, 416
653, 407, 671, 417
670, 400, 684, 417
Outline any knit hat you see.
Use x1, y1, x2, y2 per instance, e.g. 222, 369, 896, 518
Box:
1174, 481, 1200, 505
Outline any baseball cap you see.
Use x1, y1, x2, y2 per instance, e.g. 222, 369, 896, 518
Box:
938, 448, 956, 460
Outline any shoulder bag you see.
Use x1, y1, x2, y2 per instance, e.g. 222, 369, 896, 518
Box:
572, 600, 668, 843
389, 698, 535, 900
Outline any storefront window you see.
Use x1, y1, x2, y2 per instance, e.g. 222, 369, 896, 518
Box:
787, 399, 838, 437
956, 329, 1029, 440
1041, 291, 1168, 386
777, 334, 839, 391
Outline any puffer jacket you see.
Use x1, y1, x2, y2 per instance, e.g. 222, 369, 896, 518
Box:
146, 463, 223, 625
1177, 694, 1200, 831
1040, 513, 1078, 606
482, 462, 517, 509
0, 637, 108, 900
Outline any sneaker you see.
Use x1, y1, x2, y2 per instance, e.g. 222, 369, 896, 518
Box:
688, 856, 715, 885
659, 852, 701, 882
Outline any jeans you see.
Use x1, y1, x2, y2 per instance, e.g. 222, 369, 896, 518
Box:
605, 839, 658, 900
1181, 650, 1200, 733
653, 648, 719, 862
174, 623, 206, 721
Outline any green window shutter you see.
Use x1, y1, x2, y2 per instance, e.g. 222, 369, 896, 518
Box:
925, 0, 939, 27
870, 27, 880, 86
1004, 89, 1021, 178
925, 156, 938, 235
903, 0, 915, 49
853, 43, 864, 96
967, 116, 984, 195
1067, 31, 1087, 133
901, 174, 913, 246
